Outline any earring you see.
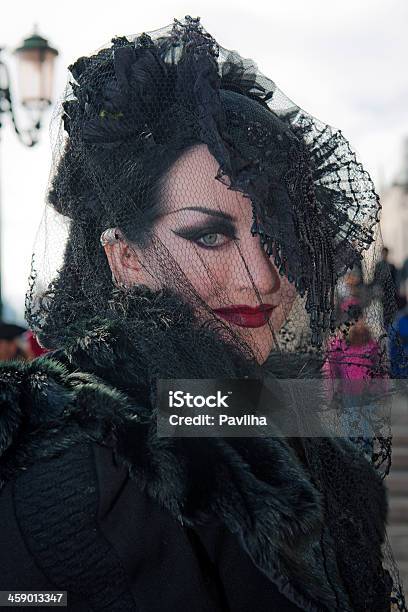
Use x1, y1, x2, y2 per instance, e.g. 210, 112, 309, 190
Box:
101, 228, 131, 290
100, 227, 121, 246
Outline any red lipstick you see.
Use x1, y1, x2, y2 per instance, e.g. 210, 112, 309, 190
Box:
212, 304, 276, 328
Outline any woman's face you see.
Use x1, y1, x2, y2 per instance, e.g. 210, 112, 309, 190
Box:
106, 144, 297, 363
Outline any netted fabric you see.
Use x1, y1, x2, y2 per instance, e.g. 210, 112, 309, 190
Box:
24, 15, 407, 610
26, 16, 382, 350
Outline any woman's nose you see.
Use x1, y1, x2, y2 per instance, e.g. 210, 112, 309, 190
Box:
236, 234, 281, 296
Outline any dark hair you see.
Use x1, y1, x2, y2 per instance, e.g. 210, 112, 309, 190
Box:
42, 140, 197, 344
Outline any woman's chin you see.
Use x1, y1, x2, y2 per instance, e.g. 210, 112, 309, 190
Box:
236, 326, 275, 365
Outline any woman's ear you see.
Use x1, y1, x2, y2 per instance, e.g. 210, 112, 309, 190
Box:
101, 228, 143, 287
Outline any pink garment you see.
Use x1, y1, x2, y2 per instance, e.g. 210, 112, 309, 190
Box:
323, 337, 387, 397
340, 297, 360, 313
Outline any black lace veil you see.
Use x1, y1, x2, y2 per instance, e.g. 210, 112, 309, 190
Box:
25, 16, 406, 610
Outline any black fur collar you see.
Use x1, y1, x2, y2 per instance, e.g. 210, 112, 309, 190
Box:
0, 287, 388, 611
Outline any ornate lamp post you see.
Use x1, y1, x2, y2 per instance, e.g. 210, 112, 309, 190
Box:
0, 28, 58, 316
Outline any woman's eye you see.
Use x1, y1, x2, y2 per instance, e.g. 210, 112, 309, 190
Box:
196, 233, 229, 248
172, 223, 238, 248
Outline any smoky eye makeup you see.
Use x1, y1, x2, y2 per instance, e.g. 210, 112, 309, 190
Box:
171, 220, 238, 244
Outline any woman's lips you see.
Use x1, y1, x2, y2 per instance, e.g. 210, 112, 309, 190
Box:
212, 304, 276, 328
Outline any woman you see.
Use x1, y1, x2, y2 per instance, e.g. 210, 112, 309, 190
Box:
0, 16, 406, 612
323, 304, 387, 459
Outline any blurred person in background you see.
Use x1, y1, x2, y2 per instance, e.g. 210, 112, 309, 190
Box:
389, 294, 408, 378
374, 247, 399, 288
399, 255, 408, 298
370, 246, 400, 327
335, 270, 366, 326
336, 270, 361, 305
323, 305, 384, 459
0, 322, 27, 361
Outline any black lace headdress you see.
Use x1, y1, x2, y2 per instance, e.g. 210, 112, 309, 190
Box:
27, 15, 383, 348
24, 16, 406, 609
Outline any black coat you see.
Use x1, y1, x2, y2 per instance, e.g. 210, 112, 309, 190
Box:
1, 438, 308, 612
0, 297, 394, 611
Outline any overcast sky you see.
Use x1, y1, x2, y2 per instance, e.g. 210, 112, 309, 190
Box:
2, 0, 407, 322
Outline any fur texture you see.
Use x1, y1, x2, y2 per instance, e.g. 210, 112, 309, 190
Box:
0, 288, 391, 611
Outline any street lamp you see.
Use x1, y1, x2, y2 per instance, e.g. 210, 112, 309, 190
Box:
15, 30, 58, 112
0, 28, 58, 146
0, 28, 58, 316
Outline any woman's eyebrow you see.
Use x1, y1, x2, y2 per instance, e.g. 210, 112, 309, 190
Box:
161, 206, 237, 222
